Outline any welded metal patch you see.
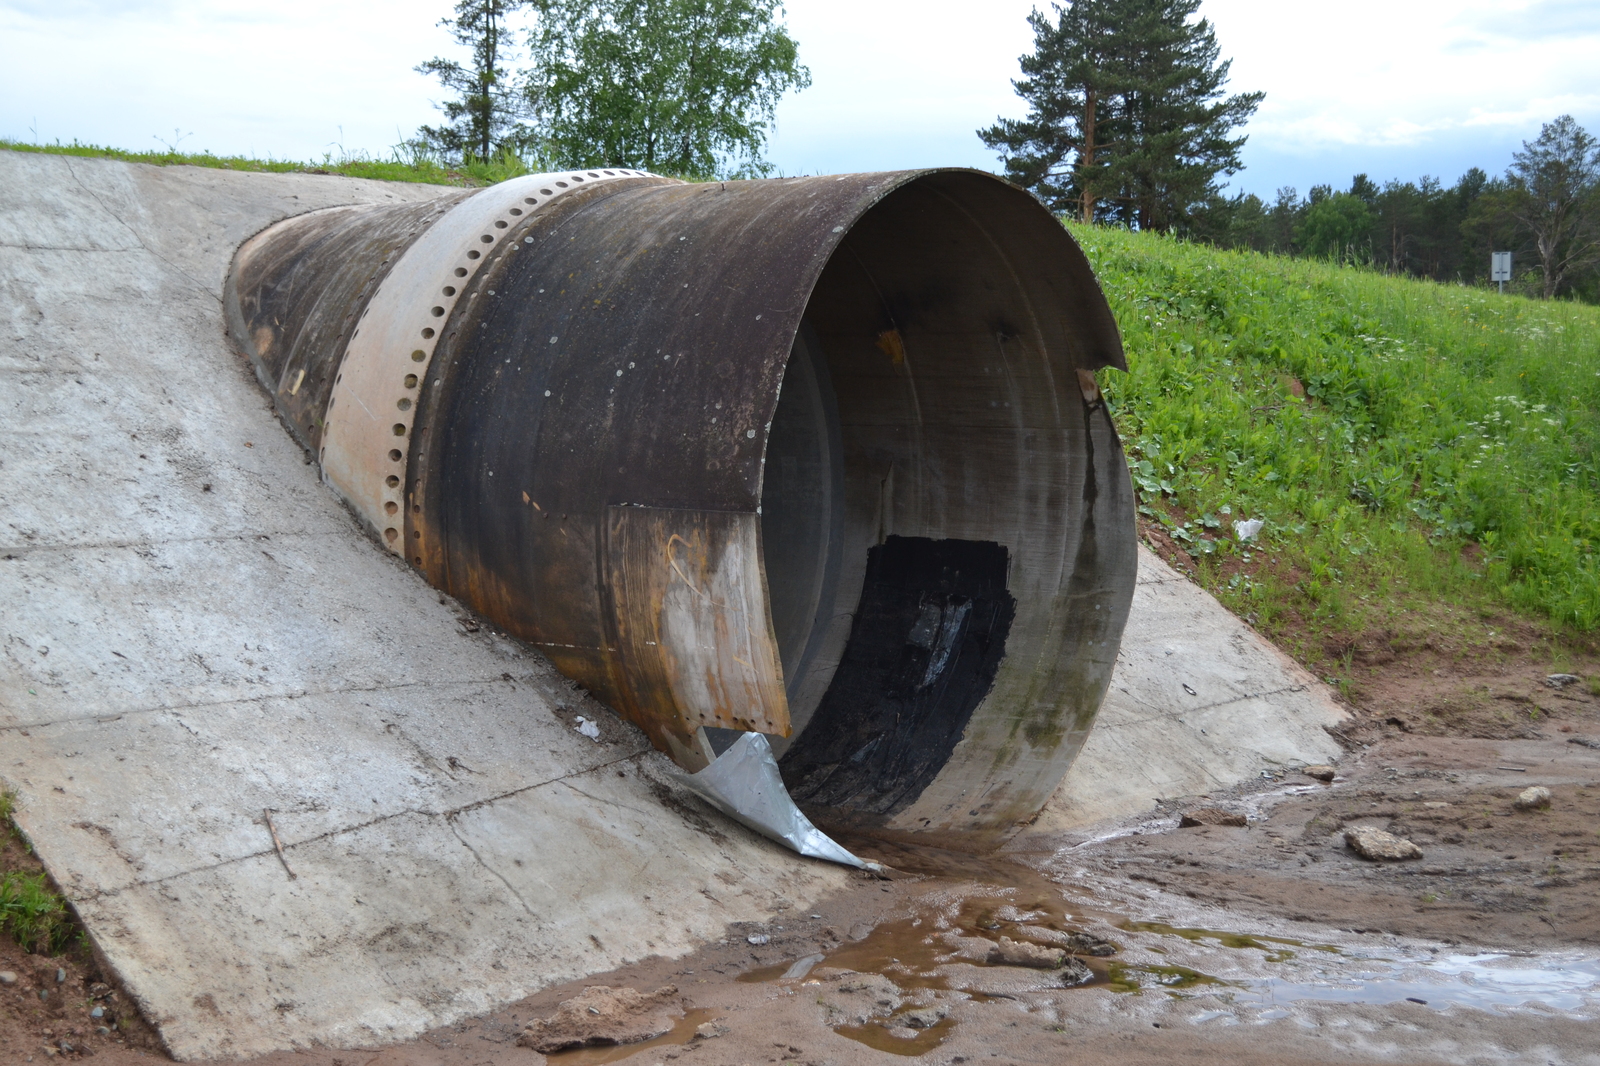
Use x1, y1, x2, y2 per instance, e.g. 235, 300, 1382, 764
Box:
780, 536, 1016, 820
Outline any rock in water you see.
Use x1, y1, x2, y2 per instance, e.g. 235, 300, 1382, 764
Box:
1515, 786, 1553, 810
1344, 825, 1422, 861
1180, 807, 1247, 828
902, 1006, 948, 1029
987, 936, 1066, 969
1059, 957, 1094, 987
1302, 765, 1337, 781
1064, 931, 1117, 957
518, 985, 680, 1053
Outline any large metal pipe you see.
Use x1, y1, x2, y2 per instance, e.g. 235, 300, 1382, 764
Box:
224, 168, 1136, 847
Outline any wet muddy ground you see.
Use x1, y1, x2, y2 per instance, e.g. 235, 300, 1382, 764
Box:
11, 719, 1598, 1065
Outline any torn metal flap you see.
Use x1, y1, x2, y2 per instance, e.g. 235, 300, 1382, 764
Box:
673, 732, 865, 868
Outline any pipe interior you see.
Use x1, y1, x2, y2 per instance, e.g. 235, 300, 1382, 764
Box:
767, 174, 1092, 816
759, 324, 845, 701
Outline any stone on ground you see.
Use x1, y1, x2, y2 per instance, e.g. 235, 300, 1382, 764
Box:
1180, 807, 1248, 828
1060, 957, 1095, 986
1344, 825, 1423, 861
1515, 786, 1553, 810
1303, 764, 1337, 781
987, 936, 1066, 969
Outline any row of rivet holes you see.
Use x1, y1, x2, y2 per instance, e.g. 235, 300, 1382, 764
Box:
383, 170, 638, 553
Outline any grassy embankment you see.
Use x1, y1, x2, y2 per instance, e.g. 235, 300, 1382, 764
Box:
1079, 223, 1600, 687
0, 137, 535, 186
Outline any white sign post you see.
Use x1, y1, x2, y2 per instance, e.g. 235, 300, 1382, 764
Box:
1491, 251, 1512, 294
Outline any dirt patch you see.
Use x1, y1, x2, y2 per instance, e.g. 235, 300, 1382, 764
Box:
0, 821, 163, 1063
518, 985, 682, 1053
1021, 734, 1600, 952
1137, 515, 1600, 739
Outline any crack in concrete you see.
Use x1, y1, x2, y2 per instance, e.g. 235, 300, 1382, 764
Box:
1108, 683, 1321, 729
0, 675, 541, 733
0, 526, 346, 557
445, 818, 541, 918
0, 243, 141, 253
63, 157, 222, 302
66, 749, 654, 903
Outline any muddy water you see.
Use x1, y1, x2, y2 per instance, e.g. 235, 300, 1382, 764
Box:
742, 833, 1600, 1053
832, 1014, 956, 1057
1121, 922, 1339, 964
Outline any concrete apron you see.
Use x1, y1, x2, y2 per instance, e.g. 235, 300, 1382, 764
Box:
0, 153, 1344, 1060
1040, 545, 1347, 830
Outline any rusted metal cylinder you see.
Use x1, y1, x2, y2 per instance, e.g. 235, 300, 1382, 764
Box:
225, 167, 1136, 845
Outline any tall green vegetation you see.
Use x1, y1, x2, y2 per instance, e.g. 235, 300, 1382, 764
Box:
1078, 225, 1600, 660
979, 0, 1261, 230
1191, 117, 1600, 303
414, 0, 809, 178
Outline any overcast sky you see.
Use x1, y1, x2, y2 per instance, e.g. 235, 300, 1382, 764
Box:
3, 0, 1598, 198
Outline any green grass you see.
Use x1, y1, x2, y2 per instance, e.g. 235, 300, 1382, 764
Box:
0, 138, 541, 187
0, 791, 77, 956
1077, 224, 1600, 663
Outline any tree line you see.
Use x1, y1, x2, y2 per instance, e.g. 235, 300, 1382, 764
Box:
983, 0, 1600, 302
1184, 117, 1600, 302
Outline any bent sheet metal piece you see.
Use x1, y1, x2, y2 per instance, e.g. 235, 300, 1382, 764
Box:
675, 733, 867, 869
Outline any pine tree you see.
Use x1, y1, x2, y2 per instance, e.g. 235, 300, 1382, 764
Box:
977, 0, 1122, 222
980, 0, 1260, 231
415, 0, 536, 164
1105, 0, 1261, 230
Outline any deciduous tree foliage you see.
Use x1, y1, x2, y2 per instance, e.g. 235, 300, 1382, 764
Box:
522, 0, 809, 178
1506, 116, 1600, 300
980, 0, 1261, 230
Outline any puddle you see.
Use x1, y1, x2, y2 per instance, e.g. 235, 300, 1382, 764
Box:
743, 896, 1119, 994
770, 832, 1600, 1023
545, 1008, 715, 1066
834, 1014, 956, 1056
1107, 961, 1233, 993
1242, 953, 1600, 1015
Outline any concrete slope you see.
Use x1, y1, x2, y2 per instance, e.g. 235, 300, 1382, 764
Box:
1039, 546, 1348, 829
0, 152, 852, 1060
